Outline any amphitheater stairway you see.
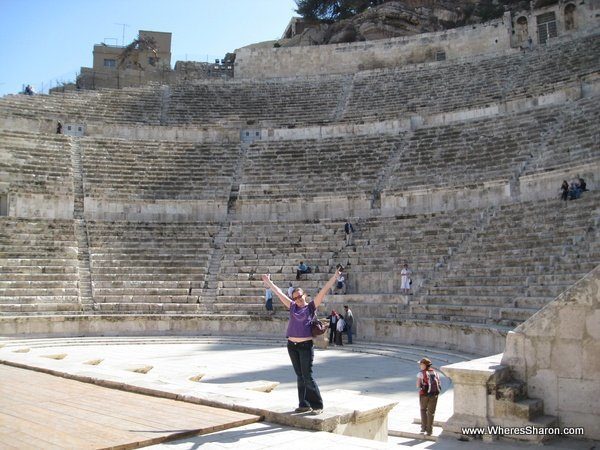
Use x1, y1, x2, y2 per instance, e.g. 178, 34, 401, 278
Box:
74, 220, 93, 311
70, 138, 84, 218
70, 138, 93, 310
202, 226, 228, 312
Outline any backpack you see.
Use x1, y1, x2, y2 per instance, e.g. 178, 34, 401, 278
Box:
421, 369, 441, 396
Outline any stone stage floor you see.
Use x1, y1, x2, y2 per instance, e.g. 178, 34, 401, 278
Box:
0, 336, 462, 433
1, 336, 592, 449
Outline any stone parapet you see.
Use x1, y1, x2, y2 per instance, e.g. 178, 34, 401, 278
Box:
235, 17, 512, 79
501, 265, 600, 440
441, 354, 559, 443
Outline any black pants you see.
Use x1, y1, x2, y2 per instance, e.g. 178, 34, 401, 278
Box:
296, 268, 311, 280
328, 323, 336, 343
287, 340, 323, 410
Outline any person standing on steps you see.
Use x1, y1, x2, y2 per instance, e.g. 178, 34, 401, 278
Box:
261, 267, 341, 415
401, 263, 412, 294
265, 274, 274, 315
344, 219, 355, 246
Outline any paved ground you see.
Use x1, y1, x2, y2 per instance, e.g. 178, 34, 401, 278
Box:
0, 336, 461, 433
1, 336, 594, 449
145, 422, 597, 450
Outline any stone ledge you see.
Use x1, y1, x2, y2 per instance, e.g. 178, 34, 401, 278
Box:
0, 353, 397, 441
0, 314, 508, 355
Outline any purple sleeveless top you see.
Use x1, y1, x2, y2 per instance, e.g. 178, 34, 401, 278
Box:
286, 300, 314, 338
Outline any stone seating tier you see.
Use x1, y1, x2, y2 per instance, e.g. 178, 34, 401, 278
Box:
0, 130, 74, 196
86, 222, 218, 305
165, 76, 346, 126
0, 218, 80, 315
415, 193, 600, 323
342, 33, 600, 122
0, 34, 597, 129
240, 135, 400, 200
216, 220, 346, 308
236, 97, 598, 202
0, 85, 163, 125
383, 99, 599, 192
80, 137, 238, 200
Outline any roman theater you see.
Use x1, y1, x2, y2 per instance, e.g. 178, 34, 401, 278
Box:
0, 3, 598, 449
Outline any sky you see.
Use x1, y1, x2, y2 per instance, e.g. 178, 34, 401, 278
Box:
0, 0, 298, 96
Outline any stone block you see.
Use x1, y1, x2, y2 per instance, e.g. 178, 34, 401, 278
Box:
556, 411, 600, 441
530, 338, 552, 371
557, 306, 587, 340
557, 377, 600, 415
585, 308, 600, 340
582, 339, 600, 380
528, 369, 558, 415
550, 340, 582, 379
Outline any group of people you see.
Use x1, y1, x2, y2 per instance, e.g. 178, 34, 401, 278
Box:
261, 267, 439, 429
326, 306, 353, 345
259, 221, 433, 424
23, 84, 35, 95
560, 178, 588, 201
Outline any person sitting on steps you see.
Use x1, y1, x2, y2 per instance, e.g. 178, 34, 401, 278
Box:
296, 261, 311, 280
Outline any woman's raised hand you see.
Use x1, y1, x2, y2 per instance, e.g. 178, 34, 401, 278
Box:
261, 274, 271, 285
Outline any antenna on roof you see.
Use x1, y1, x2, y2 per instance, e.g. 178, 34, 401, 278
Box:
115, 23, 130, 46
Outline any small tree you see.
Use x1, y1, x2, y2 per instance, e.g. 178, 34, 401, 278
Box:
295, 0, 389, 23
118, 36, 159, 70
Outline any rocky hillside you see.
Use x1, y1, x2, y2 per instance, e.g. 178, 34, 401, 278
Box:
279, 0, 526, 46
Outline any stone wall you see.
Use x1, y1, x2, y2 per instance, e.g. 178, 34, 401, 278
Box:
235, 16, 513, 79
84, 198, 227, 222
0, 314, 288, 338
0, 314, 504, 356
501, 265, 600, 440
8, 193, 73, 220
0, 113, 239, 144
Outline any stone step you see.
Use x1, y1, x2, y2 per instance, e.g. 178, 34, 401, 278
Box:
0, 304, 83, 315
93, 302, 202, 314
94, 295, 199, 303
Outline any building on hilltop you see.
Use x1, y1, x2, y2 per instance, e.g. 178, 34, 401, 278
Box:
66, 29, 232, 91
236, 1, 599, 79
93, 30, 172, 72
75, 30, 172, 90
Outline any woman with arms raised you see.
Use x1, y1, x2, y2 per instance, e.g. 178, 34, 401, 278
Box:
261, 268, 341, 415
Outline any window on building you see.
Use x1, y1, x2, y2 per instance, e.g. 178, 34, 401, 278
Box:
435, 51, 446, 61
537, 12, 557, 44
103, 59, 116, 68
564, 4, 576, 31
0, 194, 7, 216
148, 57, 156, 66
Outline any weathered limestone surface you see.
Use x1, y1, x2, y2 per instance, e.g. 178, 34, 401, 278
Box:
442, 354, 560, 443
236, 17, 513, 78
0, 314, 288, 338
501, 265, 600, 440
